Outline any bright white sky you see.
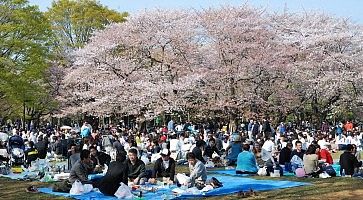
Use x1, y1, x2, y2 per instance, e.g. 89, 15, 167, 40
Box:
28, 0, 363, 24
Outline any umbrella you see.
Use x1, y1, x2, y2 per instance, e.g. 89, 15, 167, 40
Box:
60, 125, 72, 130
0, 132, 9, 141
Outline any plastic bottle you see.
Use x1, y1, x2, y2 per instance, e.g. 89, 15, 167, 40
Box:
341, 169, 345, 177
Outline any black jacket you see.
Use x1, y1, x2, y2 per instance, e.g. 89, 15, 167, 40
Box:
35, 141, 47, 159
91, 152, 111, 167
98, 160, 128, 196
290, 149, 305, 160
339, 151, 362, 175
152, 157, 176, 181
192, 147, 205, 163
279, 147, 292, 165
204, 145, 220, 158
127, 159, 147, 179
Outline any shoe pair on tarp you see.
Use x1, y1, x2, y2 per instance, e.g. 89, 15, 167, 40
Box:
210, 177, 223, 188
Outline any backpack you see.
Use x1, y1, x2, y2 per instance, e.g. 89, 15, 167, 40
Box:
324, 165, 337, 177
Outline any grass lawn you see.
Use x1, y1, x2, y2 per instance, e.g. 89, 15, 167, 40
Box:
1, 151, 362, 200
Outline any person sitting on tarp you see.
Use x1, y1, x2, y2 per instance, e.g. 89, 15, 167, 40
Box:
290, 140, 305, 172
192, 140, 205, 163
225, 135, 242, 165
303, 144, 322, 178
97, 151, 128, 196
67, 143, 80, 170
53, 149, 93, 193
150, 149, 176, 183
127, 148, 147, 185
69, 149, 94, 184
204, 138, 221, 159
89, 146, 111, 173
236, 143, 258, 174
186, 152, 207, 186
316, 143, 333, 165
339, 144, 362, 177
25, 141, 38, 166
51, 136, 63, 160
279, 142, 293, 172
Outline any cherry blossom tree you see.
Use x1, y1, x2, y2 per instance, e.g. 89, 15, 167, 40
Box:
59, 6, 363, 123
269, 12, 363, 123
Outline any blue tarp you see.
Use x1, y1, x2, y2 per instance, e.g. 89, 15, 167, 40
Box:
39, 174, 310, 200
0, 173, 104, 181
210, 169, 296, 177
208, 169, 250, 176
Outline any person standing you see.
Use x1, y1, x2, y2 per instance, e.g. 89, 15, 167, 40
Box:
81, 122, 92, 138
168, 119, 174, 132
35, 135, 48, 159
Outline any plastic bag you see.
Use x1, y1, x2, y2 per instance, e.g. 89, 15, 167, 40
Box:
83, 184, 93, 193
205, 160, 215, 168
176, 173, 190, 185
201, 185, 214, 192
70, 180, 84, 195
257, 167, 267, 176
41, 173, 54, 182
114, 182, 134, 199
0, 165, 10, 175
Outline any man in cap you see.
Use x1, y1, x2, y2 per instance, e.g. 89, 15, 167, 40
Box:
150, 149, 176, 183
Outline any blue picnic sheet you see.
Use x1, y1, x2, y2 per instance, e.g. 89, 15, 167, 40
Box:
0, 172, 104, 181
39, 174, 310, 200
0, 172, 31, 180
209, 169, 296, 177
208, 169, 250, 176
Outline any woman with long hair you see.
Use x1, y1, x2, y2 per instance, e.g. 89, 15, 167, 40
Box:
303, 144, 322, 177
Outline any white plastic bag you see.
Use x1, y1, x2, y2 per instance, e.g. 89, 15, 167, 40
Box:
176, 173, 190, 185
114, 182, 134, 199
83, 184, 93, 193
70, 180, 84, 195
205, 160, 215, 168
201, 185, 214, 192
257, 167, 267, 176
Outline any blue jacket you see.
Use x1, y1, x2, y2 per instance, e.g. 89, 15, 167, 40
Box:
227, 142, 242, 161
236, 151, 258, 173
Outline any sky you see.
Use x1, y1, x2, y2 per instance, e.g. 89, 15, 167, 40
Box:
28, 0, 363, 24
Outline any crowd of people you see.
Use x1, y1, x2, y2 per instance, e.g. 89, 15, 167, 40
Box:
1, 118, 363, 196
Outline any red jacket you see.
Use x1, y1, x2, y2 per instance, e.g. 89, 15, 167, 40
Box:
318, 149, 333, 165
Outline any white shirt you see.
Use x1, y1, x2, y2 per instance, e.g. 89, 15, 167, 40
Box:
222, 140, 230, 150
163, 160, 170, 169
169, 139, 181, 152
262, 140, 275, 152
175, 125, 183, 132
346, 136, 352, 144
